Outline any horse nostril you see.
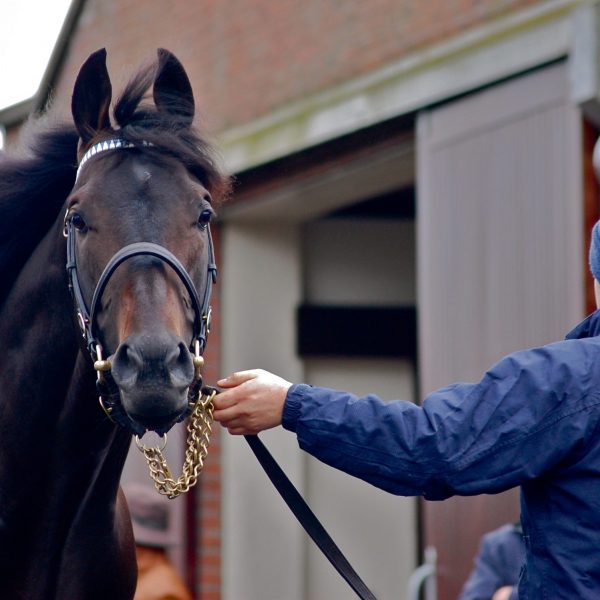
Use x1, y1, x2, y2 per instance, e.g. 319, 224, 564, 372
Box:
111, 343, 143, 390
167, 341, 194, 387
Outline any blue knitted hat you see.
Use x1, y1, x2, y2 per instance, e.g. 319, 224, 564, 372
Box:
590, 220, 600, 281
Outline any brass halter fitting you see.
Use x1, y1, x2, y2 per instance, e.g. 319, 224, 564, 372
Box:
192, 308, 211, 373
98, 396, 114, 418
193, 339, 205, 371
135, 432, 168, 453
93, 345, 112, 375
94, 344, 116, 420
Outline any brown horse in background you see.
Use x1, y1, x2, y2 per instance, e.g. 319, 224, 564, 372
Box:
0, 48, 228, 599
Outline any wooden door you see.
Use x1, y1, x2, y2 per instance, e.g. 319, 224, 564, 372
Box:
416, 63, 584, 599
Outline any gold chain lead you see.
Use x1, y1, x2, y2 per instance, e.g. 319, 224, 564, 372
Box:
135, 389, 216, 499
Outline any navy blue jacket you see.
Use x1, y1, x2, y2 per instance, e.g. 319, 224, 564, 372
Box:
458, 523, 524, 600
282, 311, 600, 599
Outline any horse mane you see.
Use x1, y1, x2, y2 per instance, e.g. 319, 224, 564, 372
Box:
0, 122, 79, 306
0, 60, 230, 309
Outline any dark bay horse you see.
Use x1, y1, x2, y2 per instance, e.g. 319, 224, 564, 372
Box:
0, 48, 229, 599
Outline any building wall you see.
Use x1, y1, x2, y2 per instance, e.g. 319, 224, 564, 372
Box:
48, 0, 543, 133
219, 209, 419, 600
302, 218, 418, 600
24, 1, 590, 598
220, 222, 305, 600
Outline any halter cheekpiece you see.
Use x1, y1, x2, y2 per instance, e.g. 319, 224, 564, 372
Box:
66, 137, 217, 436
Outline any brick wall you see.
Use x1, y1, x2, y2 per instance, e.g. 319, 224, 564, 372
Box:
51, 0, 542, 133
195, 224, 222, 600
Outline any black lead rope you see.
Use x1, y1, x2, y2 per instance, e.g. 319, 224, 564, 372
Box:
244, 434, 378, 600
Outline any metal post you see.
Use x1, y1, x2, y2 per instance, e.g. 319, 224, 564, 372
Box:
406, 546, 437, 600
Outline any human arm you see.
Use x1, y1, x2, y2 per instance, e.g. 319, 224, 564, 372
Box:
281, 338, 600, 497
215, 338, 600, 498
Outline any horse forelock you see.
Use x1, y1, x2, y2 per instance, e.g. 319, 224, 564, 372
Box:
111, 63, 231, 204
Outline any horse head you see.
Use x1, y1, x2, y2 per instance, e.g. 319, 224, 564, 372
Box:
66, 48, 226, 436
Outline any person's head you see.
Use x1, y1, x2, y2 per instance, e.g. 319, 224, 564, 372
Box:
124, 483, 176, 551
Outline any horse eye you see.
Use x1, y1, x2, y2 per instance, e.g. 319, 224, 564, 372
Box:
70, 212, 88, 232
197, 209, 212, 230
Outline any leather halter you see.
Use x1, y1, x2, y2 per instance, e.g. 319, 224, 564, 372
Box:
65, 138, 217, 434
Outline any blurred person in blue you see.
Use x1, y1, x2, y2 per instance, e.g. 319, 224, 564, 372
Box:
214, 220, 600, 599
458, 522, 525, 600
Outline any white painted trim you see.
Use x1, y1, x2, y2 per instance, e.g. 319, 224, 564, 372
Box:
220, 0, 581, 174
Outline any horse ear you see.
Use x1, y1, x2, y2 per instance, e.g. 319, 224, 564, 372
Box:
153, 49, 195, 126
71, 48, 112, 144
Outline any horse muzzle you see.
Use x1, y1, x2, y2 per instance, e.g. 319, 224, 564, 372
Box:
110, 331, 195, 433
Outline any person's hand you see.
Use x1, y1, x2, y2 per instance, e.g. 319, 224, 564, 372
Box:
492, 586, 513, 600
213, 369, 293, 435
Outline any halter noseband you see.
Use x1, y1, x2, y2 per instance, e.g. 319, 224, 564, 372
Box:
65, 138, 217, 435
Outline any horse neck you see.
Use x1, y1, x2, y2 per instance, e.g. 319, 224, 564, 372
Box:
0, 216, 135, 598
0, 211, 85, 426
0, 215, 83, 443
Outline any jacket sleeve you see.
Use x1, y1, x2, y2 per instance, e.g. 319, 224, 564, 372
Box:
282, 338, 600, 499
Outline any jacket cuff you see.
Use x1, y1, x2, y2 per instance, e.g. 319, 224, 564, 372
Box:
282, 383, 310, 432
